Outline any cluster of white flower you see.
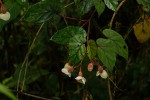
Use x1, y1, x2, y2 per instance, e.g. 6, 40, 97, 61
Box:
0, 1, 10, 21
61, 62, 108, 85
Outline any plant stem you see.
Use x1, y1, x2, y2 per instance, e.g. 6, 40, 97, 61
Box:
64, 2, 74, 8
109, 0, 126, 29
17, 23, 44, 96
108, 78, 113, 100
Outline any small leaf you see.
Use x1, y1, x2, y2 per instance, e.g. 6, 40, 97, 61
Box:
87, 40, 97, 59
69, 33, 86, 64
96, 38, 116, 72
0, 84, 17, 100
103, 29, 128, 60
76, 0, 93, 17
104, 0, 118, 11
92, 0, 105, 16
24, 0, 62, 23
51, 26, 86, 45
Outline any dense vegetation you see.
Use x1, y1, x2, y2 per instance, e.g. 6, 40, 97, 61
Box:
0, 0, 150, 100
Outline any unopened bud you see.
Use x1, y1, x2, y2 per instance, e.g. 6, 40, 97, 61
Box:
1, 3, 6, 14
98, 65, 103, 73
88, 62, 93, 72
68, 67, 73, 72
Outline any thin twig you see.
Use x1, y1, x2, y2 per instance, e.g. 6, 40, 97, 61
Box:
109, 0, 126, 29
61, 15, 88, 22
17, 23, 44, 95
64, 2, 74, 8
21, 58, 28, 92
87, 10, 96, 45
108, 79, 113, 100
109, 78, 124, 91
12, 90, 52, 100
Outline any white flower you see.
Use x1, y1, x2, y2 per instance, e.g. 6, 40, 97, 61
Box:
0, 12, 10, 21
61, 67, 71, 77
64, 63, 70, 68
61, 63, 73, 77
75, 76, 86, 84
96, 70, 108, 79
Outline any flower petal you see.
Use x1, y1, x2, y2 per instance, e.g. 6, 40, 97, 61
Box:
96, 71, 100, 76
64, 63, 71, 68
81, 77, 86, 84
61, 68, 71, 77
0, 12, 10, 21
75, 76, 86, 84
100, 70, 108, 79
75, 76, 82, 80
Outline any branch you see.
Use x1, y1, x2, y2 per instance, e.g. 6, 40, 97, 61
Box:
17, 23, 44, 95
109, 0, 126, 29
12, 90, 52, 100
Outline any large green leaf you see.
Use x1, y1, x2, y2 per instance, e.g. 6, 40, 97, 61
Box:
76, 0, 93, 17
87, 39, 97, 60
92, 0, 105, 16
0, 84, 17, 100
69, 33, 86, 64
96, 38, 116, 72
24, 0, 62, 23
50, 26, 86, 45
104, 0, 118, 11
103, 29, 128, 60
0, 1, 21, 32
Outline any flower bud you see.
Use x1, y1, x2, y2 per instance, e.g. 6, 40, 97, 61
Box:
1, 3, 6, 14
78, 70, 83, 76
88, 62, 93, 72
98, 65, 103, 73
68, 67, 73, 72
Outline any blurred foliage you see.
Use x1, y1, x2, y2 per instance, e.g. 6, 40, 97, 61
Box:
0, 0, 150, 100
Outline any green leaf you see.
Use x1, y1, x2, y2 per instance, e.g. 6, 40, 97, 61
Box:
69, 33, 86, 64
32, 27, 49, 55
24, 0, 62, 23
104, 0, 118, 11
92, 0, 105, 16
137, 0, 150, 4
51, 26, 86, 45
0, 84, 17, 100
7, 64, 49, 88
96, 38, 116, 72
76, 0, 93, 17
0, 1, 21, 32
74, 0, 81, 5
87, 40, 97, 59
103, 29, 128, 60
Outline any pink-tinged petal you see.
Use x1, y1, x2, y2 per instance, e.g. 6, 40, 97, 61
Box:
100, 70, 108, 79
61, 68, 71, 77
88, 62, 93, 72
68, 67, 73, 72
